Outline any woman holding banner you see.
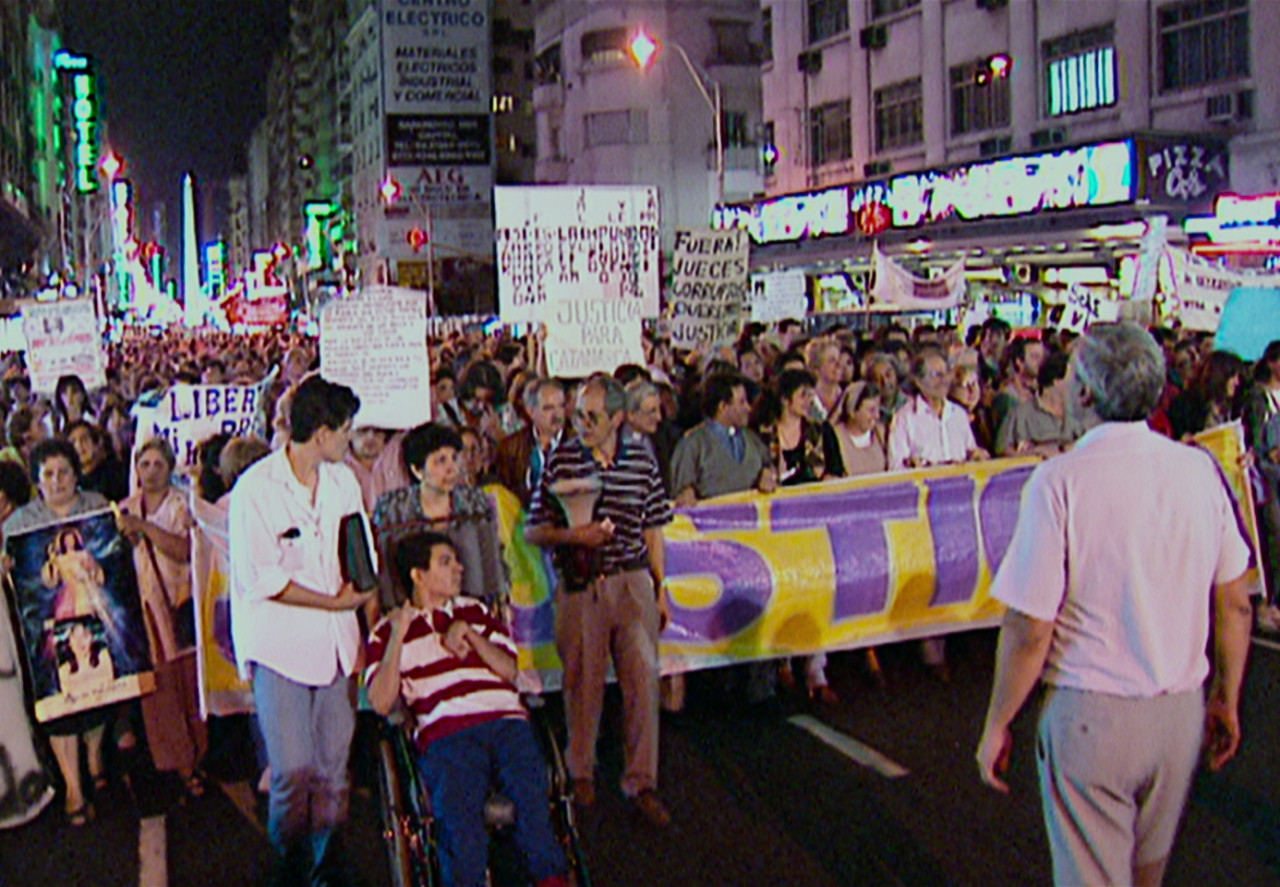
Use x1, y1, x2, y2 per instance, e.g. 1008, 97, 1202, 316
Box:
119, 437, 208, 798
0, 460, 55, 829
3, 439, 112, 826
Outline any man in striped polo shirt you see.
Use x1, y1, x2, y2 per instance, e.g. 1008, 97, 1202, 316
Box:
366, 531, 568, 887
527, 373, 674, 828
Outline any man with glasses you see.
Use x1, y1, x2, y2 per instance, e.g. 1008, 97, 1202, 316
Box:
230, 375, 375, 886
888, 348, 989, 470
526, 374, 674, 828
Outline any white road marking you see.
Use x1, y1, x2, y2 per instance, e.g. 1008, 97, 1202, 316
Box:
1252, 636, 1280, 652
219, 780, 267, 836
138, 815, 167, 887
787, 714, 911, 778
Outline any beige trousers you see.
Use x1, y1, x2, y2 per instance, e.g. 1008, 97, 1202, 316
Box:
554, 568, 660, 797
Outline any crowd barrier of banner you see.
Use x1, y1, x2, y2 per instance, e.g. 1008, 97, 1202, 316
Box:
188, 424, 1257, 702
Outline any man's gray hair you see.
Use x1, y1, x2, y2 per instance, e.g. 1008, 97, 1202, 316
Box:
524, 376, 563, 410
582, 373, 628, 416
1073, 322, 1166, 421
625, 379, 659, 413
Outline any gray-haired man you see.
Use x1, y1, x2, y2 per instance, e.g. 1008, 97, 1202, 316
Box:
976, 322, 1254, 886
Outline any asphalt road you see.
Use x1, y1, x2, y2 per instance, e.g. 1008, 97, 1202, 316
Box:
4, 629, 1280, 886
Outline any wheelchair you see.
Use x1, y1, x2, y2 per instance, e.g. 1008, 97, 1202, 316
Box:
375, 694, 591, 887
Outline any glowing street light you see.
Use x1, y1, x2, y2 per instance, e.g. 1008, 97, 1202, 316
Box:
628, 28, 725, 208
99, 151, 123, 182
628, 30, 659, 70
379, 176, 403, 206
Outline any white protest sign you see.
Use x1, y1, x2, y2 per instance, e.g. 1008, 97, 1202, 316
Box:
320, 286, 431, 429
21, 300, 106, 393
132, 375, 274, 473
543, 299, 645, 377
494, 185, 662, 323
750, 270, 808, 322
669, 228, 749, 348
1166, 246, 1280, 333
1059, 286, 1121, 333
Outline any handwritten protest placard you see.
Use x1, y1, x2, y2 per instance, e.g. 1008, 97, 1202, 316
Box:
320, 286, 431, 429
494, 185, 662, 324
132, 374, 274, 475
669, 228, 749, 348
543, 297, 645, 377
22, 300, 106, 393
750, 270, 808, 323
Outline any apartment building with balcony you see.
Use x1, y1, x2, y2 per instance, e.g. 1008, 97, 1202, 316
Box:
532, 0, 766, 249
742, 0, 1279, 288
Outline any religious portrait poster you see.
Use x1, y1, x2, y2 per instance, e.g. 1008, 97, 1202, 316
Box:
5, 509, 153, 722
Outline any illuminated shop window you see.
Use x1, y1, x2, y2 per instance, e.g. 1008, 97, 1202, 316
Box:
1044, 25, 1117, 116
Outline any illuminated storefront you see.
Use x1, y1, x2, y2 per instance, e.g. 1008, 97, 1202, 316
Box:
715, 134, 1231, 322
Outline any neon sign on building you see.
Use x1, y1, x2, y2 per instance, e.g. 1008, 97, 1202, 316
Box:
69, 68, 100, 194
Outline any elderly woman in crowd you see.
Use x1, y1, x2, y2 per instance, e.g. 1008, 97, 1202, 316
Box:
831, 381, 889, 477
119, 437, 207, 797
948, 362, 995, 456
3, 439, 113, 826
371, 423, 506, 610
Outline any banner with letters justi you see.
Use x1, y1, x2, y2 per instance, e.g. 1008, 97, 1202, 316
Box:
502, 423, 1258, 693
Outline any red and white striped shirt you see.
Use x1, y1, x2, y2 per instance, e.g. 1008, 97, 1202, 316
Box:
365, 596, 525, 752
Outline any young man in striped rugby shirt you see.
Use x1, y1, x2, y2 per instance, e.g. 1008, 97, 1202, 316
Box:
366, 531, 569, 887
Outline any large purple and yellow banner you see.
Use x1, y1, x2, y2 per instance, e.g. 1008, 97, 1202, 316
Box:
502, 423, 1258, 692
500, 458, 1036, 692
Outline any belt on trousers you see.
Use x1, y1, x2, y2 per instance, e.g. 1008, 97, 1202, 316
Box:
596, 557, 650, 581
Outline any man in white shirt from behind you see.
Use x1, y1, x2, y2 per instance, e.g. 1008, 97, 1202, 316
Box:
230, 375, 375, 886
976, 322, 1254, 887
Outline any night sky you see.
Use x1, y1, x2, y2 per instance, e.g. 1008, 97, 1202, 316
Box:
61, 0, 293, 247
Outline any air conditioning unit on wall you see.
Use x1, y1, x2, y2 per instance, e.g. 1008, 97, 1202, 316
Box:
1206, 90, 1254, 124
797, 50, 822, 74
859, 25, 888, 50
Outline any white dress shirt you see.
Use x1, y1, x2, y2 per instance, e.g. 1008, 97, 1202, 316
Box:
887, 395, 977, 470
229, 447, 372, 685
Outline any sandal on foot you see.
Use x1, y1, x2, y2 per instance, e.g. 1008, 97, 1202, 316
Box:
66, 804, 94, 827
184, 773, 206, 798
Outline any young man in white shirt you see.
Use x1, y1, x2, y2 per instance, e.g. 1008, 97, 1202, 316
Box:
230, 375, 374, 886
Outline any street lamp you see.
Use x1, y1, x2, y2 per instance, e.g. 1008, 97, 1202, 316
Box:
629, 28, 725, 209
380, 174, 436, 313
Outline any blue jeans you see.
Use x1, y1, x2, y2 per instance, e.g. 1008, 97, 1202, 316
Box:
252, 664, 356, 880
418, 717, 567, 887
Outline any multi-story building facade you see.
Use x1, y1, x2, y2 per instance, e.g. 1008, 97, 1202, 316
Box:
738, 0, 1280, 304
0, 0, 43, 293
494, 2, 537, 184
261, 0, 350, 268
532, 0, 766, 250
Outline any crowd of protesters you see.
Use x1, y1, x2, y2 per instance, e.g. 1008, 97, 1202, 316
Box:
0, 315, 1276, 870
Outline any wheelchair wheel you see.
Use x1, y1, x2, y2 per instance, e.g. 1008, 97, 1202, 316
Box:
527, 703, 592, 887
376, 722, 437, 887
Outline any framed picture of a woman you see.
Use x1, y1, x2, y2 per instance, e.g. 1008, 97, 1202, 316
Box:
6, 509, 153, 721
